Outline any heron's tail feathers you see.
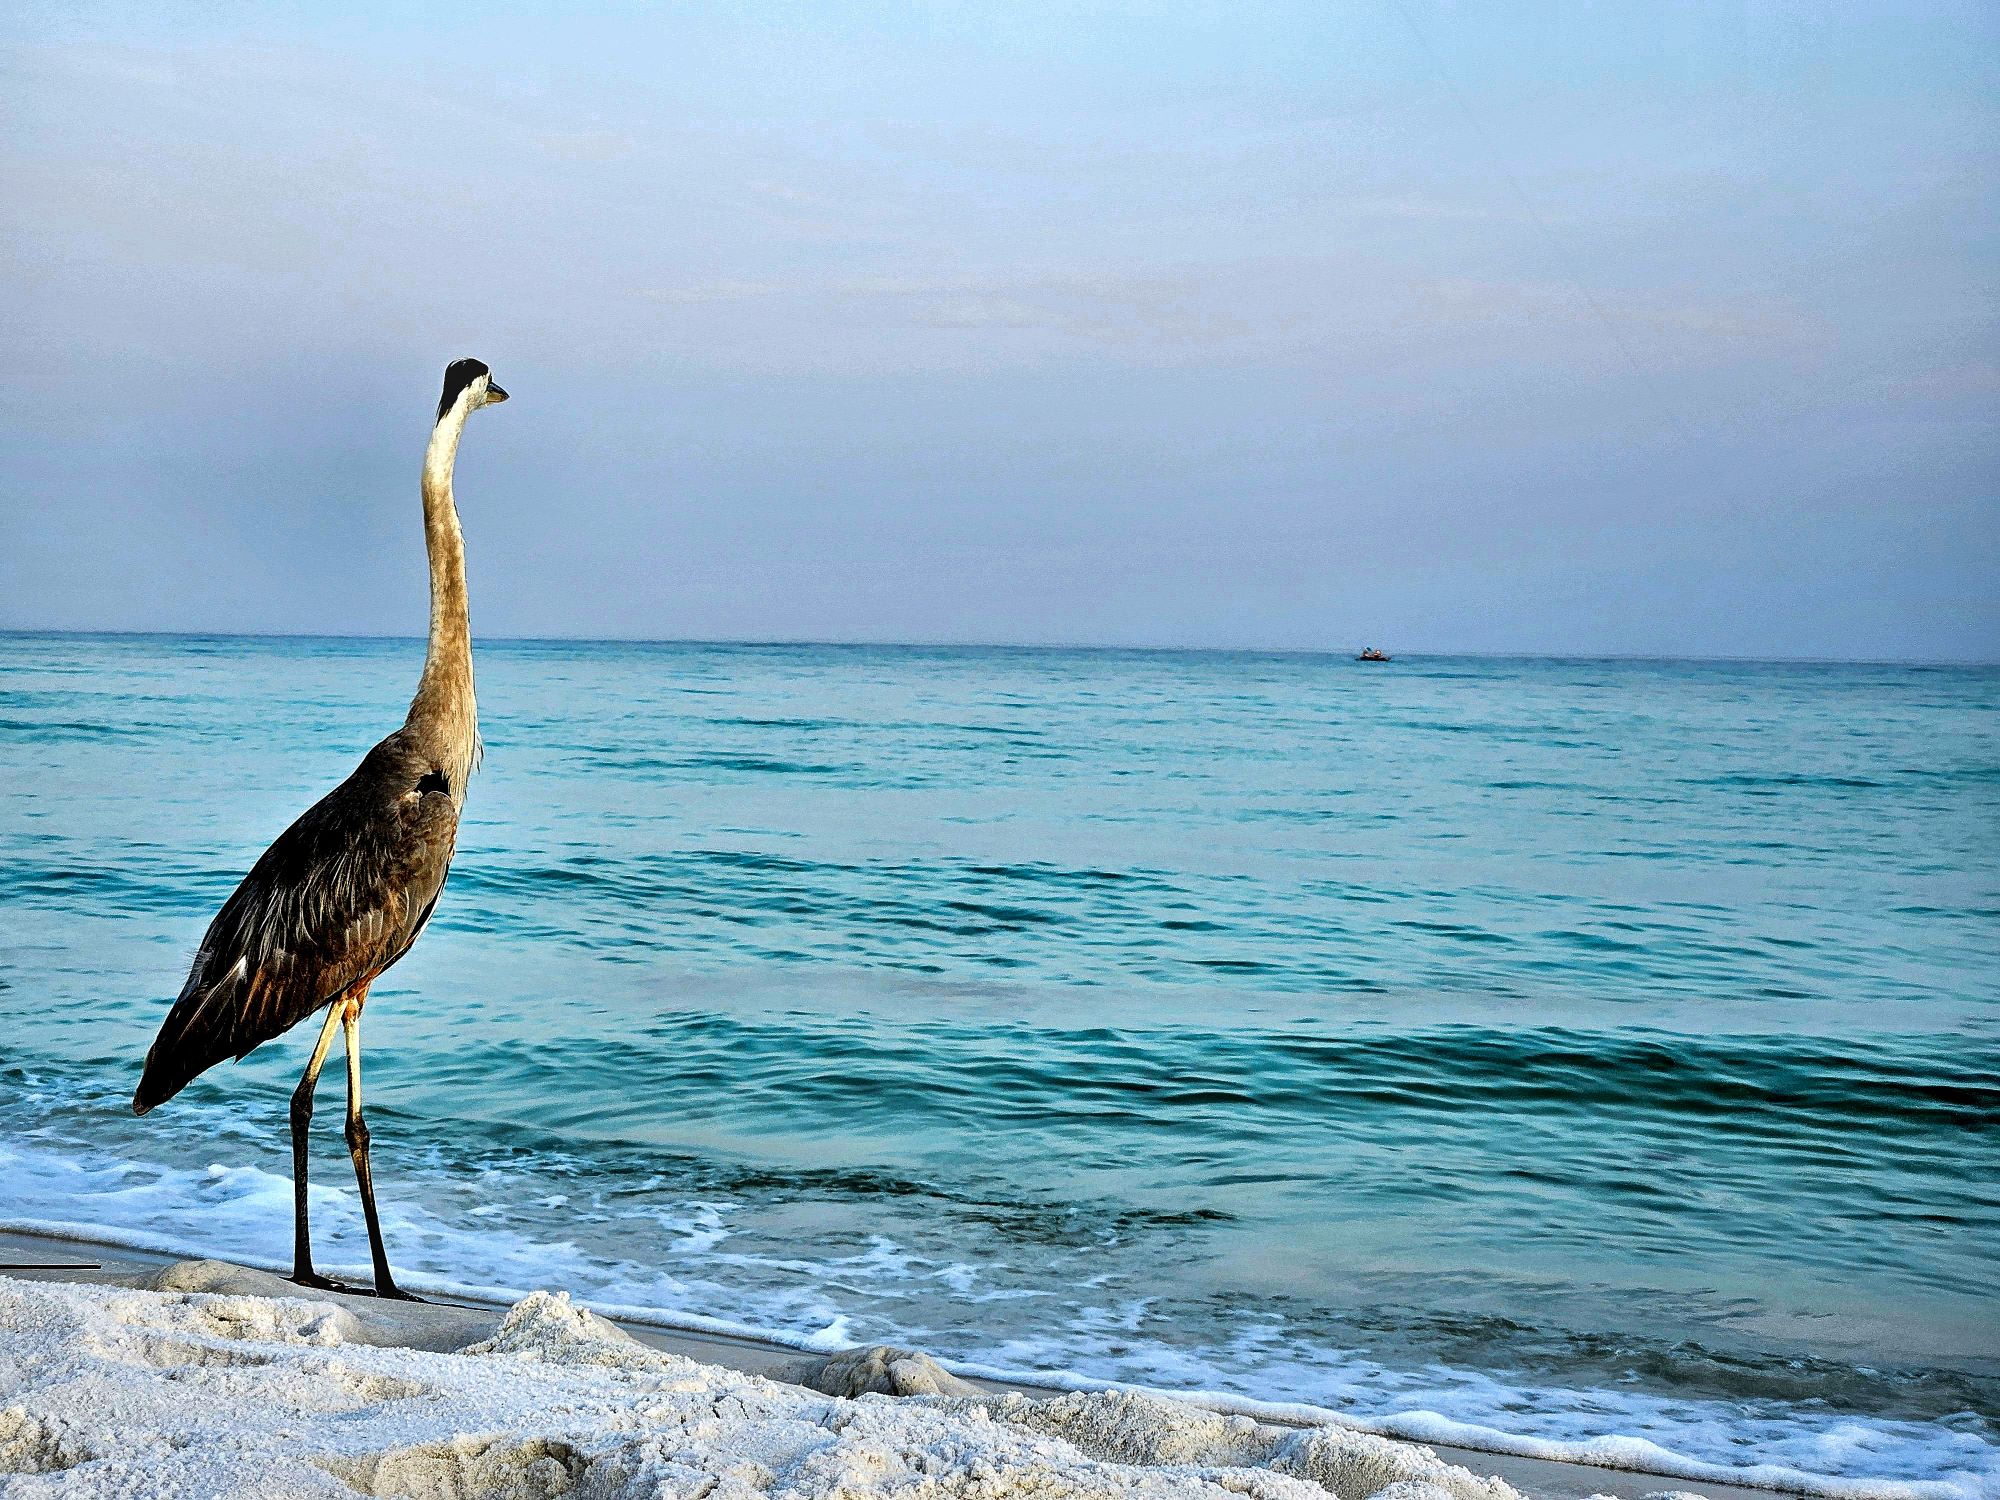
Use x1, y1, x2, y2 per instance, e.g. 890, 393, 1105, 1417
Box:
133, 957, 247, 1115
132, 1043, 193, 1115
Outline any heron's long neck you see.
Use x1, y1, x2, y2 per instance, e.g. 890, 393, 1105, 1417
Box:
407, 401, 477, 774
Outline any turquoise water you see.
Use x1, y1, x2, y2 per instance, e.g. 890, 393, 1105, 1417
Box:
2, 633, 1996, 1494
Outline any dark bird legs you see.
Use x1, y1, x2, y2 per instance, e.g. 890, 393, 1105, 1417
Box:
340, 997, 417, 1299
288, 1001, 342, 1290
288, 985, 422, 1300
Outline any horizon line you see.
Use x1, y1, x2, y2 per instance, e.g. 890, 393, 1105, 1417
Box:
2, 625, 1994, 670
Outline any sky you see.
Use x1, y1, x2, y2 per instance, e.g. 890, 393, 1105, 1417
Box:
2, 2, 1994, 659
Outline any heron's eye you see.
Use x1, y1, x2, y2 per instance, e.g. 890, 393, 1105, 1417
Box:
416, 770, 450, 796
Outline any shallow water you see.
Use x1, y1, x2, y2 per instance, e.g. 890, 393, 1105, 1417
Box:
2, 634, 1996, 1494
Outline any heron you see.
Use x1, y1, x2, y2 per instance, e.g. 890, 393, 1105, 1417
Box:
133, 357, 509, 1300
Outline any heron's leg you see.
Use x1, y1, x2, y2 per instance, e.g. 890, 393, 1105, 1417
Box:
342, 997, 423, 1302
288, 1003, 345, 1288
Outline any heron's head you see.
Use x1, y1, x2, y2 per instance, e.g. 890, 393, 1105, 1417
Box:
436, 357, 509, 425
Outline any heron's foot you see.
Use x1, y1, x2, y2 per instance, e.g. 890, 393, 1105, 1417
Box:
289, 1269, 368, 1296
371, 1282, 428, 1303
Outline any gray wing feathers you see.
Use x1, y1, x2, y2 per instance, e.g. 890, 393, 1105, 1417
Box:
133, 732, 459, 1113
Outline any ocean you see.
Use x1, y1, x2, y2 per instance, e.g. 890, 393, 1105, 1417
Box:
1, 632, 1994, 1496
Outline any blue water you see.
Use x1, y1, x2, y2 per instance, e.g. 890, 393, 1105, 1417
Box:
2, 633, 1996, 1495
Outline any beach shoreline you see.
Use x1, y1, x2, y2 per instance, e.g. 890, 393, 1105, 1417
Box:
7, 639, 1991, 1500
0, 1226, 1805, 1500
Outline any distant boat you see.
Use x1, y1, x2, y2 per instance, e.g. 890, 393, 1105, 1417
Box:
1356, 648, 1391, 662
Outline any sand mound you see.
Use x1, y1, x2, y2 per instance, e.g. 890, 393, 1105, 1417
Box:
794, 1342, 986, 1399
144, 1257, 480, 1351
0, 1274, 1524, 1500
988, 1389, 1519, 1500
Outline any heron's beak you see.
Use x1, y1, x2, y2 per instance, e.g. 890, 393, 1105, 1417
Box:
485, 382, 509, 405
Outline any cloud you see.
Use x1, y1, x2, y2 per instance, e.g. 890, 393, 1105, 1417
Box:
535, 131, 638, 162
635, 278, 796, 305
1415, 278, 1814, 341
1342, 194, 1511, 223
633, 269, 1255, 346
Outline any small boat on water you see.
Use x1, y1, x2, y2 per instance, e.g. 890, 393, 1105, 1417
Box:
1356, 647, 1391, 662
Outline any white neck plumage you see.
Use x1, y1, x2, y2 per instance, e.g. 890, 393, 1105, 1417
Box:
407, 391, 479, 787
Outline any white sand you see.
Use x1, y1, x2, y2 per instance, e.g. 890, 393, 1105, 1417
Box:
0, 1268, 1568, 1499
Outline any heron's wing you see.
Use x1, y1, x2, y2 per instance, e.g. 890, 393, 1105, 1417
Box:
133, 732, 460, 1113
